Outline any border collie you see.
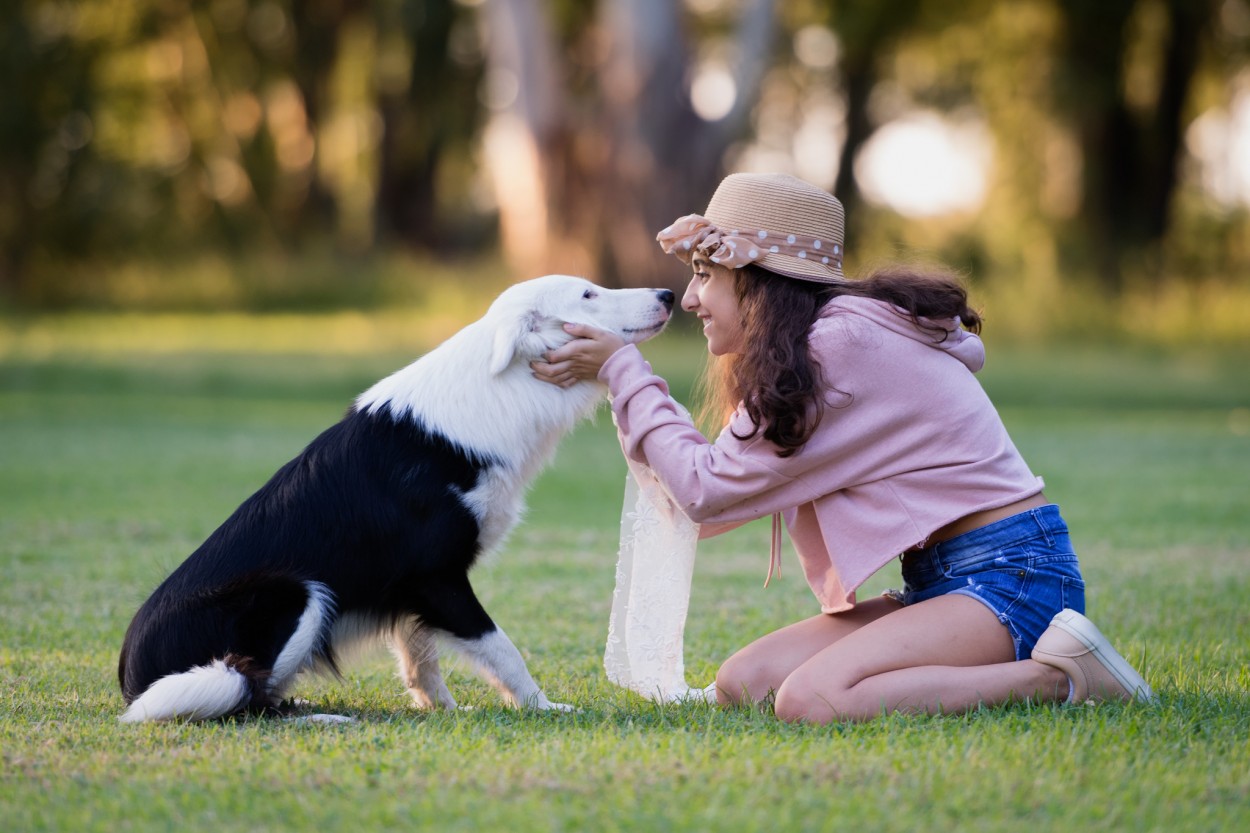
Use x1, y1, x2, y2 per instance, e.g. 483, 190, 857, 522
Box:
118, 275, 674, 722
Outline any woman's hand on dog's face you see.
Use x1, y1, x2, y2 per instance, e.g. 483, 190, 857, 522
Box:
531, 323, 626, 387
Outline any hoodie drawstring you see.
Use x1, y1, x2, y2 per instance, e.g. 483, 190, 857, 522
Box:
764, 512, 783, 587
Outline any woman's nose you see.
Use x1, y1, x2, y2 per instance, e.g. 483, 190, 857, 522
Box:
681, 277, 699, 311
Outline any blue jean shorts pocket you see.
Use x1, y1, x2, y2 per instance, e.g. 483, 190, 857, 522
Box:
1061, 575, 1086, 615
899, 506, 1086, 660
945, 557, 1030, 609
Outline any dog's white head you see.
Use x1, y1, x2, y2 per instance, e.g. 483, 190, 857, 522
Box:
485, 275, 674, 375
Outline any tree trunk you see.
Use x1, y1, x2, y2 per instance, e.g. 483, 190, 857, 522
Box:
1055, 0, 1211, 291
834, 56, 875, 245
1054, 0, 1136, 290
375, 0, 483, 250
826, 0, 923, 255
477, 0, 567, 277
478, 0, 774, 287
1142, 0, 1209, 251
289, 0, 368, 234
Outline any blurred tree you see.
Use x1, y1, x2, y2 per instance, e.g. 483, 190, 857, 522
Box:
820, 0, 924, 242
0, 0, 1245, 308
0, 1, 104, 291
1054, 0, 1219, 290
374, 0, 485, 249
478, 0, 776, 286
288, 0, 369, 231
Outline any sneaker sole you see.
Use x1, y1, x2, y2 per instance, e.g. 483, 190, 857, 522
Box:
1051, 609, 1155, 702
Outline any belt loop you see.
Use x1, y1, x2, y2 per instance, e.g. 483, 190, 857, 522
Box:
920, 537, 945, 575
1032, 508, 1054, 546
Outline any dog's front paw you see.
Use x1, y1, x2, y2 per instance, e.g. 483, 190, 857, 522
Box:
520, 693, 576, 711
409, 690, 457, 711
541, 701, 576, 712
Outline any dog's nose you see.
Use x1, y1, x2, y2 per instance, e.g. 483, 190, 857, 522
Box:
656, 289, 675, 311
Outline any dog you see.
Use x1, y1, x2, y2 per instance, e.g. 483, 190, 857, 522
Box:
117, 275, 674, 722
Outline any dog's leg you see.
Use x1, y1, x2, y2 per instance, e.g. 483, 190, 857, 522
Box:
413, 574, 569, 710
392, 619, 456, 710
442, 627, 572, 711
267, 581, 336, 704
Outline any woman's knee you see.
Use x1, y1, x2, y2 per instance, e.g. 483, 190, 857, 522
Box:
774, 675, 818, 723
715, 651, 778, 706
774, 669, 853, 724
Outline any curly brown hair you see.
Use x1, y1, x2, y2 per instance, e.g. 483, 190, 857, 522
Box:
695, 263, 982, 457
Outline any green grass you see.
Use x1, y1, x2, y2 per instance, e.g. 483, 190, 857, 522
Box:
2, 316, 1248, 832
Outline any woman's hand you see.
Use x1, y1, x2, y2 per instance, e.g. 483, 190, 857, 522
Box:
531, 323, 627, 388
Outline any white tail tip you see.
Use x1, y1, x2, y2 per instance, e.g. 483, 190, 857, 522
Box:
119, 659, 252, 723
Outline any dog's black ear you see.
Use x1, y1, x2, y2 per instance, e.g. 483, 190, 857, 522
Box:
489, 310, 540, 375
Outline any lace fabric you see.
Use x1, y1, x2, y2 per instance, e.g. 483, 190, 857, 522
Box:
603, 460, 717, 704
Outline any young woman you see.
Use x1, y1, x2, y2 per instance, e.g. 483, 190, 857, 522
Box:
533, 172, 1152, 723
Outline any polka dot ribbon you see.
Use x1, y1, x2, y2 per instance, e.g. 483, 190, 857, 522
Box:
656, 214, 843, 271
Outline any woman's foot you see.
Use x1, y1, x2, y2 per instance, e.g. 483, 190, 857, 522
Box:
1032, 609, 1154, 704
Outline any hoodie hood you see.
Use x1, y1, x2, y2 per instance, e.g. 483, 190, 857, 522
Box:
817, 295, 985, 373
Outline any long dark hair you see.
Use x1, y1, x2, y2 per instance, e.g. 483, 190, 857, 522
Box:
696, 263, 982, 457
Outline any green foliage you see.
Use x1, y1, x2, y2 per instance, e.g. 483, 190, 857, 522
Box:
0, 0, 486, 290
8, 247, 513, 313
2, 324, 1248, 831
2, 0, 1248, 306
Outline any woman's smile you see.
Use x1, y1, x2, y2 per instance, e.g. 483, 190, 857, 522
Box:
683, 256, 743, 355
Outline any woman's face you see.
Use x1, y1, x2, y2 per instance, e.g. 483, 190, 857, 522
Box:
683, 255, 744, 355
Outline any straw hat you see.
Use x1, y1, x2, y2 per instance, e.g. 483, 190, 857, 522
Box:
657, 173, 847, 284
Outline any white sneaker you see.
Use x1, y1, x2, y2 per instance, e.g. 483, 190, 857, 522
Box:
1032, 609, 1155, 704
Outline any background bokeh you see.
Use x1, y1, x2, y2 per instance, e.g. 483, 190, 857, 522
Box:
3, 8, 1248, 829
2, 0, 1248, 342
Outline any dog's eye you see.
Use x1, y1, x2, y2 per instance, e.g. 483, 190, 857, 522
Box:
582, 289, 597, 300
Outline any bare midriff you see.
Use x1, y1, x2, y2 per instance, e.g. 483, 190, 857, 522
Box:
921, 492, 1050, 548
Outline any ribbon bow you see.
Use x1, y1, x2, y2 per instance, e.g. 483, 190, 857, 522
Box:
656, 214, 843, 272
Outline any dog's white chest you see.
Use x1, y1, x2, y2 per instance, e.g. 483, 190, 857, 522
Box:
459, 467, 528, 556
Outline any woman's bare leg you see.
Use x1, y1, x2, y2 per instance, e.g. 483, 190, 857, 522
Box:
772, 594, 1069, 723
714, 595, 901, 706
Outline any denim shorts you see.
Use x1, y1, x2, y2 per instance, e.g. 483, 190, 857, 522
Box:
897, 504, 1086, 660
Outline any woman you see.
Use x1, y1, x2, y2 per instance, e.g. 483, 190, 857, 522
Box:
533, 173, 1152, 723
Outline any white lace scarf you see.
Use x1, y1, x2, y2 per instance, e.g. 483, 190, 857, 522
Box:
603, 457, 717, 704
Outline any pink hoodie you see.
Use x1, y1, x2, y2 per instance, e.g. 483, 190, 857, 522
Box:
599, 295, 1044, 613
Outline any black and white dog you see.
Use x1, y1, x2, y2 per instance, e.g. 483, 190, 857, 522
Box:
118, 275, 674, 722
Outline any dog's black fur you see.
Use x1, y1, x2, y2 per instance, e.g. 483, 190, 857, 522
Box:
118, 409, 497, 710
116, 276, 673, 722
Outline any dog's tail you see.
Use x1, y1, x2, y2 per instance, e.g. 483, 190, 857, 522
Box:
118, 654, 266, 723
119, 581, 336, 723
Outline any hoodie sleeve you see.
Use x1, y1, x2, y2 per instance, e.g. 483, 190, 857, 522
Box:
598, 345, 834, 525
598, 303, 992, 529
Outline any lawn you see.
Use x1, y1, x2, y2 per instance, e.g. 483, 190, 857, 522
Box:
1, 312, 1248, 832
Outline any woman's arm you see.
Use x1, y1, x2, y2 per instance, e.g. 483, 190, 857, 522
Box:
533, 323, 870, 527
535, 327, 829, 522
533, 325, 776, 535
599, 345, 828, 524
533, 324, 819, 522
